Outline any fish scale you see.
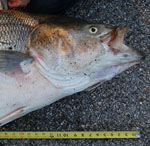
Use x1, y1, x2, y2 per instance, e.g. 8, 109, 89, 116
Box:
0, 10, 49, 53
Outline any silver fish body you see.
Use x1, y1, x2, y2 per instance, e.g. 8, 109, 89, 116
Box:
0, 10, 144, 126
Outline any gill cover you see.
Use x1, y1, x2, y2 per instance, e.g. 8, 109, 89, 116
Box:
27, 24, 90, 92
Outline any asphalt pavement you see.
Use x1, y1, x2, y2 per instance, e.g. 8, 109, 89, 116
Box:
0, 0, 150, 145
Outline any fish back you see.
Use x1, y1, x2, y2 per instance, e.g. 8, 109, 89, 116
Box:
0, 10, 49, 53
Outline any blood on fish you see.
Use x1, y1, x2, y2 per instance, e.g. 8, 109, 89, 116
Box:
107, 29, 121, 55
110, 47, 120, 55
37, 54, 43, 59
107, 30, 117, 46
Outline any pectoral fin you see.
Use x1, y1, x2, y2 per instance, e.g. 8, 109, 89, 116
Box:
0, 50, 34, 74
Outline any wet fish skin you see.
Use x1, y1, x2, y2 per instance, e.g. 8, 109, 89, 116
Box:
0, 10, 144, 126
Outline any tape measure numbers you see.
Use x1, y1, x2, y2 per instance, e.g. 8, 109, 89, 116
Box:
0, 131, 140, 139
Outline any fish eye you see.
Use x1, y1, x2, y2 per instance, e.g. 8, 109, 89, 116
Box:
89, 26, 98, 34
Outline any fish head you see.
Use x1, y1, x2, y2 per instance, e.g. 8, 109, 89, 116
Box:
27, 19, 144, 93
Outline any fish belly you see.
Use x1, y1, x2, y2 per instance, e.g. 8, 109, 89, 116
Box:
0, 66, 65, 126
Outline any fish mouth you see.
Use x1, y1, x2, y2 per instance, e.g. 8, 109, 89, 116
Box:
100, 27, 129, 45
89, 26, 145, 88
100, 26, 146, 61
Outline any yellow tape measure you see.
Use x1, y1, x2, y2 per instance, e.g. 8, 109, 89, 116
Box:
0, 131, 140, 139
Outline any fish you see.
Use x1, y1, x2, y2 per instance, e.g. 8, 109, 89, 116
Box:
0, 10, 144, 126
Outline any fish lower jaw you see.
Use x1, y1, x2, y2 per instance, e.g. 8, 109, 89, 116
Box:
116, 59, 140, 72
116, 59, 140, 67
90, 59, 140, 84
111, 59, 141, 74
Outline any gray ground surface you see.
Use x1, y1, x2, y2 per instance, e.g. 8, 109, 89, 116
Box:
0, 0, 150, 145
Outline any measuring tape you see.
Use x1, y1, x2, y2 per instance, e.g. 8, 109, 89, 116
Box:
0, 131, 140, 139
